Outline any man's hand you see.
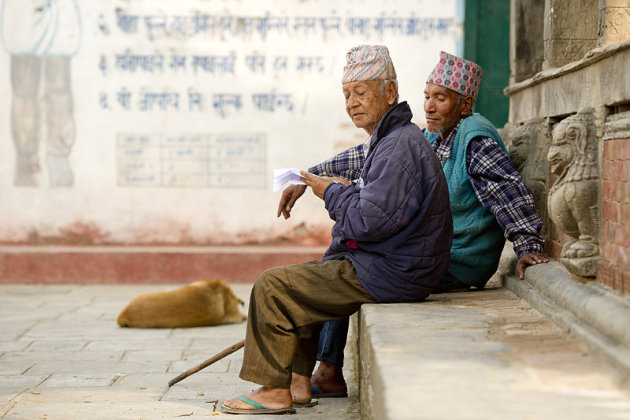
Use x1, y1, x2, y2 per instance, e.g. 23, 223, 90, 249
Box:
277, 184, 307, 219
300, 171, 349, 200
516, 253, 549, 280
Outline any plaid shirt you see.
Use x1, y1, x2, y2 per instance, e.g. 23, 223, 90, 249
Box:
308, 138, 369, 182
309, 117, 544, 259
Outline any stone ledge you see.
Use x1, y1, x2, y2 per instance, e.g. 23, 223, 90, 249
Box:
357, 299, 508, 420
503, 40, 630, 122
500, 248, 630, 384
355, 286, 630, 420
603, 109, 630, 140
504, 39, 630, 96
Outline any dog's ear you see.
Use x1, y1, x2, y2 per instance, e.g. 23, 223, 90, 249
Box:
219, 281, 243, 305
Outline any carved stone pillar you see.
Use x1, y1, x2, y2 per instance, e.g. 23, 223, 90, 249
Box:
510, 0, 545, 83
508, 118, 551, 238
543, 0, 598, 69
547, 108, 601, 276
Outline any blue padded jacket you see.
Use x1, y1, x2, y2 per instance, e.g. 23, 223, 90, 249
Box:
322, 102, 453, 302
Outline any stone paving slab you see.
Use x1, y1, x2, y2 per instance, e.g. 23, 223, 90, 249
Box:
0, 284, 359, 419
359, 288, 630, 420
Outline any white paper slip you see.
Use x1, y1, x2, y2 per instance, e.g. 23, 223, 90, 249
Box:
273, 168, 306, 192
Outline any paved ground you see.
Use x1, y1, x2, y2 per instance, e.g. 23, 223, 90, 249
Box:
4, 283, 630, 420
0, 284, 360, 419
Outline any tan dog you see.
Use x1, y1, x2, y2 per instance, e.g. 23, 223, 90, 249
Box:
117, 280, 247, 328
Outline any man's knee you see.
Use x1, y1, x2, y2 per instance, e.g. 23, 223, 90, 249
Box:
252, 266, 287, 298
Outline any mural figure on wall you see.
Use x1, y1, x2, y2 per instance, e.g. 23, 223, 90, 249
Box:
547, 108, 601, 277
1, 0, 81, 187
508, 117, 551, 238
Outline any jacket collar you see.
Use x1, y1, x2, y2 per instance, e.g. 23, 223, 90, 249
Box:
367, 101, 413, 157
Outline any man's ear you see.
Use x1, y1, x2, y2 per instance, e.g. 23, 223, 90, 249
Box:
386, 80, 398, 105
460, 96, 474, 115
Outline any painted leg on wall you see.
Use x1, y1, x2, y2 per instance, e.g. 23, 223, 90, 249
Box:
44, 56, 75, 187
11, 55, 41, 187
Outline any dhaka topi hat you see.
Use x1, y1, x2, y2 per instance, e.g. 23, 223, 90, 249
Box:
426, 51, 482, 100
342, 45, 397, 84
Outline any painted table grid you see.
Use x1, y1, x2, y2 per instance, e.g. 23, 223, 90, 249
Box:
116, 133, 266, 188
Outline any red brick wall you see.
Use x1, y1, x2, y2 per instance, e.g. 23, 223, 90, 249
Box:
598, 137, 630, 294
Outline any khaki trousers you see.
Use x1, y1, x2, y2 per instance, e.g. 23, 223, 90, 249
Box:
239, 259, 376, 388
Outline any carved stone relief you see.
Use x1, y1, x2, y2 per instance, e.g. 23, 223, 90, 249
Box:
508, 117, 551, 238
547, 108, 601, 276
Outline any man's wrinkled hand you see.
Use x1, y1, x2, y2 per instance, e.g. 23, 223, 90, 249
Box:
516, 253, 549, 280
277, 184, 307, 219
301, 171, 339, 200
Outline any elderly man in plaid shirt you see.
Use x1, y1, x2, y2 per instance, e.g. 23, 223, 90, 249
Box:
277, 51, 549, 399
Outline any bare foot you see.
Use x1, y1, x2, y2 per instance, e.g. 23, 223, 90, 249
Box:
310, 362, 347, 394
223, 386, 292, 410
290, 372, 312, 403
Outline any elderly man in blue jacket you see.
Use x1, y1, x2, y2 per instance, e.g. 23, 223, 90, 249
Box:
220, 45, 452, 415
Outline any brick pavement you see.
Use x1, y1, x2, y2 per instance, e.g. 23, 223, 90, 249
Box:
4, 282, 630, 420
0, 284, 359, 419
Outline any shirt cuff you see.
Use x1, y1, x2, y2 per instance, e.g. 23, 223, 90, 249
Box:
513, 236, 545, 260
308, 165, 324, 176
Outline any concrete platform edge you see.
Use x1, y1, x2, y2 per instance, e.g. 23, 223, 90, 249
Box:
356, 308, 385, 420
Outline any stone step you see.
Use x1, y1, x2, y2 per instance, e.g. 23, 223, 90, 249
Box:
356, 288, 630, 420
0, 245, 326, 284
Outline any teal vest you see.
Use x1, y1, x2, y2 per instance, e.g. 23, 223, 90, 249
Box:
425, 114, 507, 287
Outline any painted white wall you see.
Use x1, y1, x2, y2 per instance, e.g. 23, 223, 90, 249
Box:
0, 0, 461, 245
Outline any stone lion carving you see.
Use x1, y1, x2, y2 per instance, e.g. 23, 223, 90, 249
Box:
509, 117, 551, 238
547, 108, 600, 276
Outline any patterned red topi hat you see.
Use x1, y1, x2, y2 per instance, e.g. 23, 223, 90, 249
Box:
426, 51, 482, 100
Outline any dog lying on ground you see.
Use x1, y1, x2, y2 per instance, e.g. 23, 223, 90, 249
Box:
117, 280, 247, 328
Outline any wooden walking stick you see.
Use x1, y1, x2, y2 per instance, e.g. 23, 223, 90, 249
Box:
168, 339, 245, 387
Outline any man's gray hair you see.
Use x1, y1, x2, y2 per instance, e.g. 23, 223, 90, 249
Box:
380, 79, 399, 103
